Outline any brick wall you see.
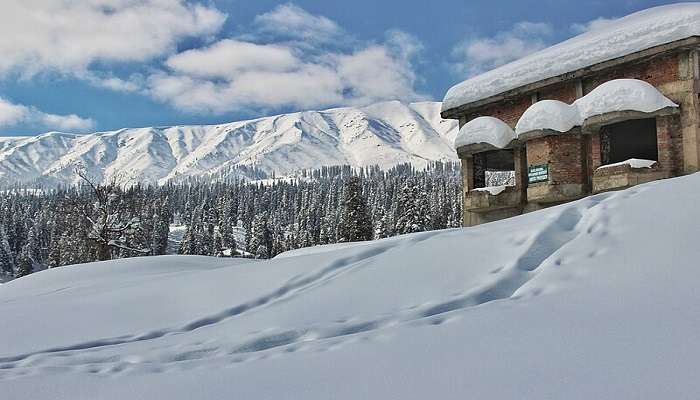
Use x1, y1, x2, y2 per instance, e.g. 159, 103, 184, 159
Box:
537, 83, 578, 104
582, 54, 680, 94
525, 134, 585, 185
466, 96, 531, 127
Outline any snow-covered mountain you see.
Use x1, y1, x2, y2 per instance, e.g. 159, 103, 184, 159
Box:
1, 173, 700, 399
0, 101, 458, 186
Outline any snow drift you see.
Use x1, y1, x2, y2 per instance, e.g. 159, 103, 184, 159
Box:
1, 172, 700, 399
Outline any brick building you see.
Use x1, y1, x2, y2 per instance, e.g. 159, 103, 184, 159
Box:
441, 4, 700, 226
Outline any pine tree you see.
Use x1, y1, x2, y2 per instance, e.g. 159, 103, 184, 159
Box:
0, 161, 463, 271
151, 198, 170, 256
373, 206, 394, 239
0, 227, 15, 277
249, 214, 272, 259
337, 177, 373, 242
395, 180, 430, 234
15, 245, 34, 277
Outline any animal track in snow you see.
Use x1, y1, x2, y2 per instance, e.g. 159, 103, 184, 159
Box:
0, 194, 619, 380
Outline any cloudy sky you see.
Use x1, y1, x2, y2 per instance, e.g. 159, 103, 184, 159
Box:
0, 0, 677, 136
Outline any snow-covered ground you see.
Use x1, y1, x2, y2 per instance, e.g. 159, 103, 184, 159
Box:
0, 101, 458, 187
1, 173, 700, 399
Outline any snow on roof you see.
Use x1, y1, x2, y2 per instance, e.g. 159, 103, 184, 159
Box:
515, 100, 582, 135
515, 79, 677, 137
442, 3, 700, 113
454, 117, 516, 150
573, 79, 678, 120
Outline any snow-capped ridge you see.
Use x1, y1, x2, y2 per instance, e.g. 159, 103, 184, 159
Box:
0, 101, 458, 186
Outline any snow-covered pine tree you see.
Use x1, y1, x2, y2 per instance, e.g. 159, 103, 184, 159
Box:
151, 201, 170, 256
373, 205, 394, 239
0, 161, 462, 273
178, 205, 200, 255
249, 213, 272, 259
15, 222, 41, 277
395, 180, 430, 235
15, 245, 34, 278
0, 227, 16, 278
337, 176, 372, 242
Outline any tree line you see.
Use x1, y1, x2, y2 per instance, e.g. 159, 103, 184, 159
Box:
0, 162, 462, 281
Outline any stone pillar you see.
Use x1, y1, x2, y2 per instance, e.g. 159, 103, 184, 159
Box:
676, 84, 700, 173
590, 133, 602, 170
460, 156, 475, 227
656, 115, 683, 175
678, 49, 700, 173
514, 147, 528, 197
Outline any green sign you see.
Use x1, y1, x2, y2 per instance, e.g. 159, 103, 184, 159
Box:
528, 164, 549, 184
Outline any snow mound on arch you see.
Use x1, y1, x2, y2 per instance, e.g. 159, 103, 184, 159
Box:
515, 79, 677, 136
574, 79, 678, 120
515, 100, 582, 134
455, 116, 516, 149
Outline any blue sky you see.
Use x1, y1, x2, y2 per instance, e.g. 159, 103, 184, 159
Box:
0, 0, 679, 136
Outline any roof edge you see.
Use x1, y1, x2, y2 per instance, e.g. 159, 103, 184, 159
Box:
441, 36, 700, 120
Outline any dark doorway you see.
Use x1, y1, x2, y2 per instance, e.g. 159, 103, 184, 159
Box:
600, 119, 658, 165
473, 150, 516, 188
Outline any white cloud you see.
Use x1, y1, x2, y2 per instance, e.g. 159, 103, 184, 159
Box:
82, 73, 144, 93
146, 8, 425, 113
451, 22, 553, 77
335, 46, 419, 105
252, 3, 343, 44
513, 21, 554, 36
0, 97, 94, 131
165, 40, 301, 80
571, 17, 619, 34
0, 0, 226, 77
385, 30, 425, 62
0, 2, 424, 119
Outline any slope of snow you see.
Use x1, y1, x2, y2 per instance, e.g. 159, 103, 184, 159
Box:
0, 101, 458, 186
2, 173, 700, 399
454, 116, 516, 149
443, 3, 700, 111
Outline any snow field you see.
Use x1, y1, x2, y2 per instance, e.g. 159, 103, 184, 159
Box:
1, 173, 700, 399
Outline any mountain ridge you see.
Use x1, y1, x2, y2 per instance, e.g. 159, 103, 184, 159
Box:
0, 101, 458, 186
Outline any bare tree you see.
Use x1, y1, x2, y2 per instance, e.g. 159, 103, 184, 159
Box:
75, 165, 150, 261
